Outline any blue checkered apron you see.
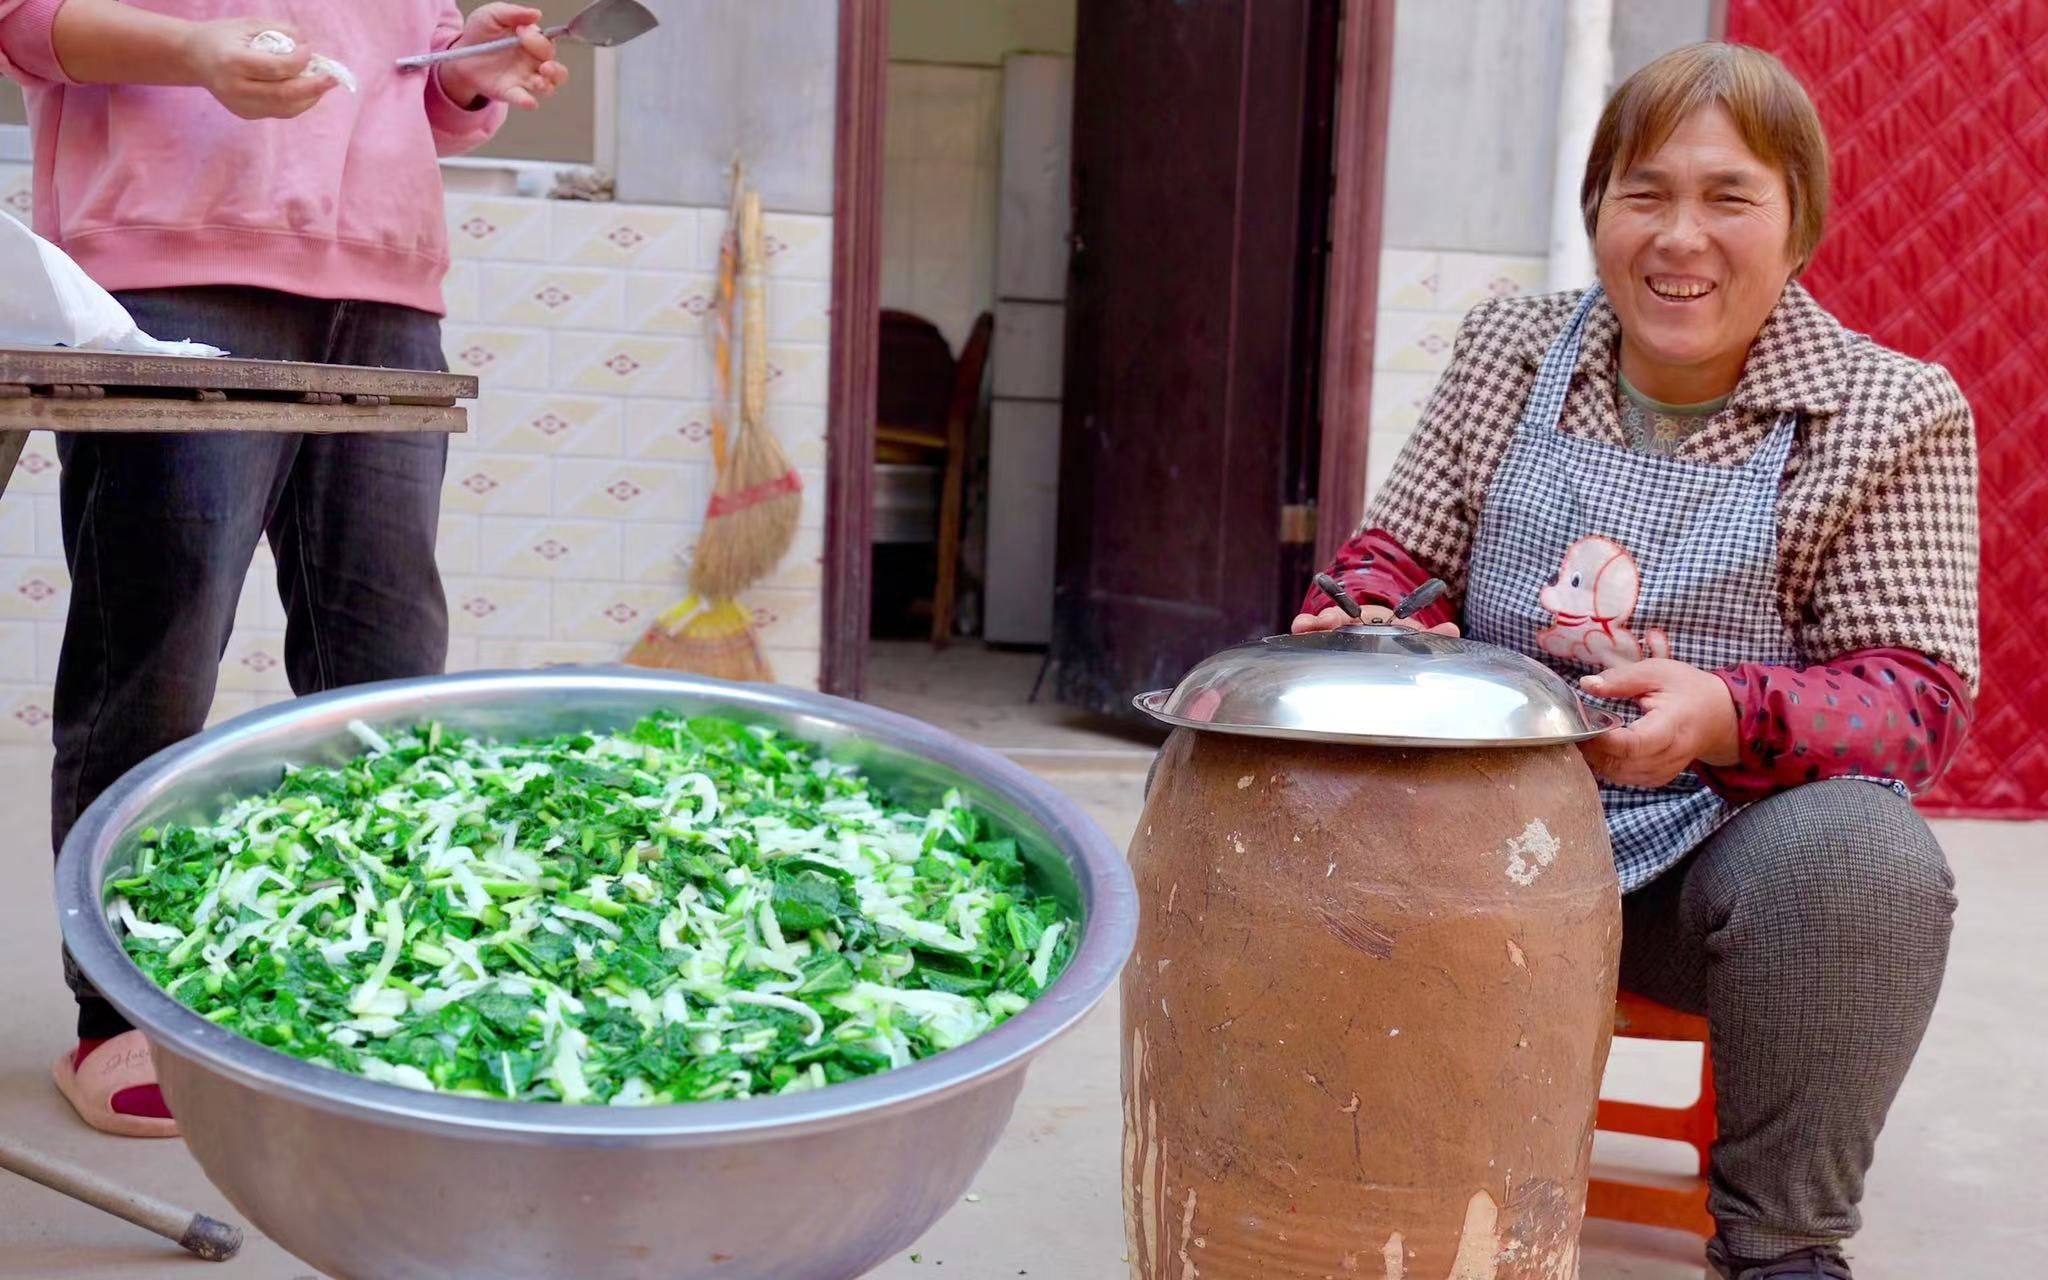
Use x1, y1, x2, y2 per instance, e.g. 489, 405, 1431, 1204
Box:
1463, 286, 1804, 892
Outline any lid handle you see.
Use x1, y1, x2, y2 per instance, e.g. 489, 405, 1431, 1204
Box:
1312, 573, 1365, 620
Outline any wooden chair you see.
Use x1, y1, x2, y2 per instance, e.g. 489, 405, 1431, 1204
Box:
875, 309, 994, 647
1587, 990, 1717, 1238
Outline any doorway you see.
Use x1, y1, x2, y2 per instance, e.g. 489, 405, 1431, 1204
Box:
826, 0, 1395, 720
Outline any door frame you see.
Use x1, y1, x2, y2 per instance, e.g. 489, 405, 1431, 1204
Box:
822, 0, 1395, 698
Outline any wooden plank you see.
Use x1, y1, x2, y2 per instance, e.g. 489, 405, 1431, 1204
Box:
0, 400, 466, 434
0, 347, 476, 403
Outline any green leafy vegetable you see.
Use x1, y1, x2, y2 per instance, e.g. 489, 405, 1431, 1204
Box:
111, 712, 1078, 1105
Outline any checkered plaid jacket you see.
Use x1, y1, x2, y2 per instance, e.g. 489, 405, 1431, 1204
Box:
1365, 282, 1981, 690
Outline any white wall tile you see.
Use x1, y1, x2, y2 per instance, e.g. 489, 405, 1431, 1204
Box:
551, 203, 697, 270
6, 437, 57, 495
760, 213, 833, 282
477, 517, 624, 581
552, 332, 704, 399
0, 494, 35, 555
1435, 251, 1546, 313
444, 454, 553, 516
1378, 249, 1439, 310
0, 683, 55, 743
474, 392, 624, 457
446, 196, 551, 262
771, 407, 829, 468
797, 467, 827, 530
0, 558, 67, 620
444, 326, 551, 390
767, 278, 831, 344
437, 513, 481, 576
33, 620, 62, 682
479, 265, 626, 330
552, 458, 708, 522
552, 581, 678, 644
33, 494, 63, 557
219, 629, 292, 694
442, 261, 482, 323
445, 576, 552, 639
622, 271, 720, 337
0, 620, 33, 681
622, 400, 716, 463
739, 585, 821, 650
765, 344, 829, 408
619, 522, 697, 585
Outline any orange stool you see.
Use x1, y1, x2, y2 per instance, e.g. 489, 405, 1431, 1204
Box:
1587, 990, 1717, 1238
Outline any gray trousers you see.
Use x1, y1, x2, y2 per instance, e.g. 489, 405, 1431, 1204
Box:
1139, 762, 1953, 1258
1620, 779, 1954, 1259
52, 286, 451, 1040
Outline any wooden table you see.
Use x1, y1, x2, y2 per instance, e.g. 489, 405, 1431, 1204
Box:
0, 346, 476, 500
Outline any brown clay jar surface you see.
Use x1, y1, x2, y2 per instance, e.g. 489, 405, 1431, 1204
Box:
1123, 727, 1620, 1279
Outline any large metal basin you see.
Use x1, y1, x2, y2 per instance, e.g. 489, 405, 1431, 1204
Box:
56, 669, 1137, 1280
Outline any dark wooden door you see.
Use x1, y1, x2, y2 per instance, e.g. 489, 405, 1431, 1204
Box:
1053, 0, 1339, 719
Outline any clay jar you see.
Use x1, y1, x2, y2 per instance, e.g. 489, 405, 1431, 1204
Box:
1125, 631, 1621, 1279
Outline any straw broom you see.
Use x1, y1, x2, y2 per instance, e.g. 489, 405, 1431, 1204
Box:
688, 190, 802, 601
624, 167, 772, 681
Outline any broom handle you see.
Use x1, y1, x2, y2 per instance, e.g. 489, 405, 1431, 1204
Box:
739, 191, 768, 440
0, 1135, 243, 1261
709, 164, 743, 476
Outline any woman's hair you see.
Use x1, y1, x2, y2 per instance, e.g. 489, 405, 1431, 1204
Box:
1580, 42, 1831, 269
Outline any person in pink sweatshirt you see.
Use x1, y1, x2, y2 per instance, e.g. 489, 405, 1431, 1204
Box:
0, 0, 568, 1138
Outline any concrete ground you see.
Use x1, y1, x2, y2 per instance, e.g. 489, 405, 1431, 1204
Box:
0, 641, 2039, 1278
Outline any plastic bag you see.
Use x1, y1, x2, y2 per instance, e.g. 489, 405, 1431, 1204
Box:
250, 30, 359, 94
0, 214, 225, 356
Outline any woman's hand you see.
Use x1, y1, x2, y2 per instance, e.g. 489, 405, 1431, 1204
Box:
1578, 659, 1739, 788
1289, 605, 1460, 637
436, 4, 570, 110
182, 19, 336, 119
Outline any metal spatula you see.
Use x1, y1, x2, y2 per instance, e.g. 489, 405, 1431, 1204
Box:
396, 0, 659, 70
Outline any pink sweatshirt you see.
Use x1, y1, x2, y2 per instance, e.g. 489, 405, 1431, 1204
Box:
0, 0, 507, 315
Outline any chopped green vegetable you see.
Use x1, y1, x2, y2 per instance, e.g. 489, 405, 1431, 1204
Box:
111, 712, 1079, 1105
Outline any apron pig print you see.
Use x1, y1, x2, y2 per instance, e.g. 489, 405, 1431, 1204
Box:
1535, 536, 1671, 668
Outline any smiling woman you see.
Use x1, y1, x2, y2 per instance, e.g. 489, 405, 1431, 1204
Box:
1294, 40, 1978, 1280
1581, 43, 1830, 407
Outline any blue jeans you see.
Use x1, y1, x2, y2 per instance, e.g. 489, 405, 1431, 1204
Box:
52, 286, 451, 1037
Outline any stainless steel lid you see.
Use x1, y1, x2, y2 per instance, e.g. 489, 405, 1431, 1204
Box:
1134, 625, 1620, 747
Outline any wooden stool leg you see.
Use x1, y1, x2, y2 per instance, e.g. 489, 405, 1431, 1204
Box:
1691, 1042, 1716, 1177
929, 435, 966, 648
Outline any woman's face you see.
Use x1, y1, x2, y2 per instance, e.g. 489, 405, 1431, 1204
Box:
1594, 104, 1797, 396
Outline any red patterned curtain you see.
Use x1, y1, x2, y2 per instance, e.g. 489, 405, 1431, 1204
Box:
1728, 0, 2048, 816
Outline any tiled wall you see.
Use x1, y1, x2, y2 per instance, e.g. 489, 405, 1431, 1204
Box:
0, 164, 829, 743
1365, 247, 1548, 501
881, 62, 1003, 351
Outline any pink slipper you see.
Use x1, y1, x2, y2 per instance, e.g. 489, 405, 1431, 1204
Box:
51, 1031, 180, 1139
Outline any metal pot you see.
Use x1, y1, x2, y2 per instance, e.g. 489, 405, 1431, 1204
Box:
56, 669, 1137, 1280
